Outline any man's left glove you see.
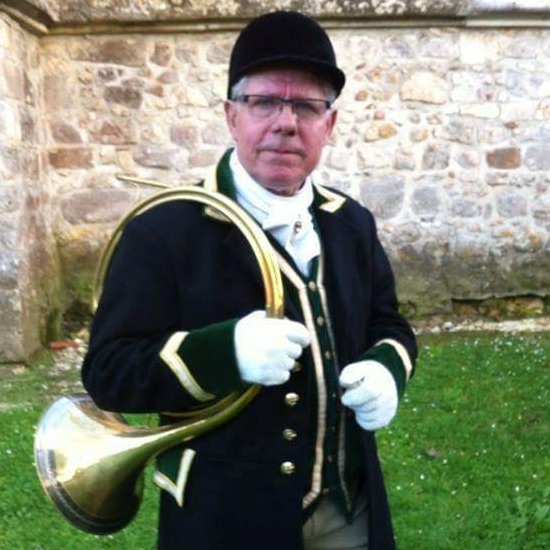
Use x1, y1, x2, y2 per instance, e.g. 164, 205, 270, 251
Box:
339, 360, 398, 431
234, 310, 311, 386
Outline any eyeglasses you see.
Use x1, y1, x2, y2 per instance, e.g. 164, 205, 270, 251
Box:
233, 94, 332, 121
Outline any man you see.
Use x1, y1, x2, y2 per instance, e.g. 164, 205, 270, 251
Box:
82, 11, 417, 550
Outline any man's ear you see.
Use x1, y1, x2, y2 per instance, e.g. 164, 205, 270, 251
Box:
224, 100, 238, 140
324, 108, 338, 143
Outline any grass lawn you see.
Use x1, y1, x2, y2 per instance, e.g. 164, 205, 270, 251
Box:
378, 332, 550, 550
0, 331, 549, 549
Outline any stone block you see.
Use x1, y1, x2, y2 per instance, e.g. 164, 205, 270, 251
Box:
435, 119, 476, 144
0, 290, 25, 361
486, 147, 521, 169
411, 186, 440, 216
0, 250, 18, 290
459, 33, 500, 65
359, 176, 405, 219
525, 145, 550, 171
450, 197, 482, 218
533, 195, 550, 222
20, 108, 38, 143
391, 244, 451, 316
459, 103, 500, 118
0, 101, 19, 140
70, 38, 145, 67
134, 145, 177, 169
151, 42, 173, 66
422, 142, 450, 170
201, 122, 230, 146
89, 119, 136, 145
188, 149, 218, 168
49, 147, 93, 169
157, 70, 179, 84
0, 60, 24, 100
44, 74, 75, 111
96, 66, 122, 83
0, 218, 17, 250
0, 187, 20, 214
504, 296, 544, 316
61, 189, 132, 224
495, 192, 528, 217
104, 86, 143, 109
418, 30, 459, 59
401, 71, 449, 104
454, 146, 481, 169
0, 147, 21, 178
394, 149, 416, 170
50, 120, 82, 143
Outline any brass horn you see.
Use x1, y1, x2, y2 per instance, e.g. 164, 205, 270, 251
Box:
34, 181, 284, 534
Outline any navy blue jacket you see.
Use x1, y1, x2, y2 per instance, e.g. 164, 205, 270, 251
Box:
82, 151, 417, 549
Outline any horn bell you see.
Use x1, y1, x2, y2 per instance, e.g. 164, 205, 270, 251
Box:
34, 184, 283, 534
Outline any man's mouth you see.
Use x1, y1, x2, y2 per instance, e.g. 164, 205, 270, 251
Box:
262, 147, 303, 157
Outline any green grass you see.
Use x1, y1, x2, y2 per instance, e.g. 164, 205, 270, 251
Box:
378, 332, 550, 550
0, 355, 158, 550
0, 332, 549, 549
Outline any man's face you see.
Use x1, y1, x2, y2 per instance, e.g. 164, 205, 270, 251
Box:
225, 68, 337, 196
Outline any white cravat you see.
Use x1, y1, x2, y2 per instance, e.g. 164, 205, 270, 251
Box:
230, 152, 320, 276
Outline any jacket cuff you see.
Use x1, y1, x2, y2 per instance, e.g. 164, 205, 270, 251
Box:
360, 340, 413, 399
160, 319, 245, 401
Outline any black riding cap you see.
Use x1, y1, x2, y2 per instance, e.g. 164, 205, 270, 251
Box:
227, 11, 346, 98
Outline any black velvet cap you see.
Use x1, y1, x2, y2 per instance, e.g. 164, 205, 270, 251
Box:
227, 11, 346, 98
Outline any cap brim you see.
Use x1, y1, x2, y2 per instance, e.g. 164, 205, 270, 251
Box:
228, 55, 346, 98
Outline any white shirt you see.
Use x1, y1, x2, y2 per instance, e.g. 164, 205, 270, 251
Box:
230, 151, 320, 276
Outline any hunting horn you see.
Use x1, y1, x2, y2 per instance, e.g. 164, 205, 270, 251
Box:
34, 181, 284, 535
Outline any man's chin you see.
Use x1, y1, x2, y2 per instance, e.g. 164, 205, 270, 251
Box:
248, 160, 306, 194
261, 174, 305, 196
260, 149, 303, 164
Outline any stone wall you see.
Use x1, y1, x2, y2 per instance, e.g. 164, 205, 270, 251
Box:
0, 12, 59, 362
1, 0, 550, 361
44, 26, 550, 318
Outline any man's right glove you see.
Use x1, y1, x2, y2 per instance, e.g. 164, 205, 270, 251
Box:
234, 310, 311, 386
339, 360, 398, 431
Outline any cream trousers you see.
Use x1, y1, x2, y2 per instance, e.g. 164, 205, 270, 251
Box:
302, 494, 369, 550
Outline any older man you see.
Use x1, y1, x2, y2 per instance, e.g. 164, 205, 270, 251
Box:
82, 11, 417, 550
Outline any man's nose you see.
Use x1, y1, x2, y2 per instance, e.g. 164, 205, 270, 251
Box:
274, 103, 298, 131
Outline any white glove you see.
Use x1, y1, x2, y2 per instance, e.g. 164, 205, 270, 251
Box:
339, 360, 398, 431
234, 310, 311, 386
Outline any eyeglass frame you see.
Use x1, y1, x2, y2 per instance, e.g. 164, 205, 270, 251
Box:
231, 94, 333, 121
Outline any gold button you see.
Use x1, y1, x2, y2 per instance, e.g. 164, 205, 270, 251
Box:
324, 350, 332, 360
285, 392, 300, 406
316, 316, 325, 326
308, 281, 317, 291
322, 488, 330, 495
283, 428, 297, 441
327, 454, 334, 463
280, 461, 296, 475
292, 362, 302, 373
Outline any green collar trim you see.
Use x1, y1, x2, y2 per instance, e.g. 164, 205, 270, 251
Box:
203, 149, 238, 222
203, 149, 235, 196
204, 148, 347, 220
